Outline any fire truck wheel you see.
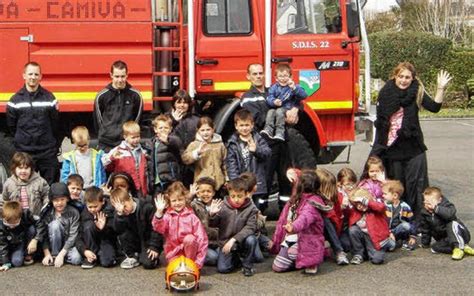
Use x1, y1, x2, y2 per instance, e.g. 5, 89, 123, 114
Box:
0, 132, 15, 178
274, 128, 318, 200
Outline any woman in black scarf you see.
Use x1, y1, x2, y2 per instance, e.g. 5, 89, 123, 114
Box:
371, 62, 451, 219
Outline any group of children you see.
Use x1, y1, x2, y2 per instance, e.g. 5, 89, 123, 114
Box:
0, 64, 472, 276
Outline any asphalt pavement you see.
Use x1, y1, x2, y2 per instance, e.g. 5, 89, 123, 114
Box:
1, 119, 473, 295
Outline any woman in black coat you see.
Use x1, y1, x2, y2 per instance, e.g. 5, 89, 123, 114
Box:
371, 62, 451, 219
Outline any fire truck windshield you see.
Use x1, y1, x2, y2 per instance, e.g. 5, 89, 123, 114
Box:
276, 0, 341, 35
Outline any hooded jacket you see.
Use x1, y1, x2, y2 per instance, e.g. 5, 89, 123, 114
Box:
93, 82, 143, 149
225, 132, 271, 195
209, 197, 258, 247
1, 172, 50, 218
182, 133, 227, 189
152, 206, 208, 268
348, 199, 390, 250
271, 193, 325, 269
61, 148, 107, 187
6, 85, 59, 156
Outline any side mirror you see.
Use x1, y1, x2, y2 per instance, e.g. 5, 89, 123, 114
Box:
346, 0, 361, 38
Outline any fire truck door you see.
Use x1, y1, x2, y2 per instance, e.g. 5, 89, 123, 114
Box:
195, 0, 263, 93
272, 0, 352, 104
0, 28, 30, 93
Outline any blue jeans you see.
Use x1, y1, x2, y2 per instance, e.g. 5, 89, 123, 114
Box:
48, 219, 82, 265
254, 234, 271, 263
349, 225, 385, 264
205, 247, 219, 266
391, 221, 412, 241
217, 235, 258, 273
10, 225, 35, 267
324, 217, 344, 254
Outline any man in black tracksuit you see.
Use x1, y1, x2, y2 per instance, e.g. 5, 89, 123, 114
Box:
93, 60, 143, 152
6, 62, 59, 184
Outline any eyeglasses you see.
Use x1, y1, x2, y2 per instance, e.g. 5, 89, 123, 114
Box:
342, 184, 355, 190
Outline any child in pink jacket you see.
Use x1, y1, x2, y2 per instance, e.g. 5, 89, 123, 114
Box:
269, 170, 325, 274
358, 156, 386, 202
152, 181, 208, 268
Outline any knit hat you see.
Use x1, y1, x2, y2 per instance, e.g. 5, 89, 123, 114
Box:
49, 182, 70, 201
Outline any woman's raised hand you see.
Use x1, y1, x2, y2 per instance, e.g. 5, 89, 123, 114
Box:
437, 70, 452, 89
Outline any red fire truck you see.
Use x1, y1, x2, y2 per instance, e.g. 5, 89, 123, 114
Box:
0, 0, 369, 193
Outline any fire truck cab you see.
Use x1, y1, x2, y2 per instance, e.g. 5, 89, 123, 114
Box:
0, 0, 368, 190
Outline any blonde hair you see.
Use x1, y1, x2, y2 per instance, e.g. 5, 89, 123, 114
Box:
110, 188, 132, 204
383, 180, 404, 197
2, 201, 22, 222
71, 126, 90, 146
122, 121, 140, 136
165, 181, 191, 205
390, 62, 425, 108
349, 188, 375, 204
315, 168, 338, 204
423, 186, 442, 200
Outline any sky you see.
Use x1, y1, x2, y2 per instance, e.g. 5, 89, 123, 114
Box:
363, 0, 399, 12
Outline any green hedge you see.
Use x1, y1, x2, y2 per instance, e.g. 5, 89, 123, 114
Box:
369, 31, 452, 89
369, 31, 474, 106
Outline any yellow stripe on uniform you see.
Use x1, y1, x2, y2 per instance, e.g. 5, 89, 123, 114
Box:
214, 81, 251, 91
0, 91, 153, 101
307, 101, 353, 110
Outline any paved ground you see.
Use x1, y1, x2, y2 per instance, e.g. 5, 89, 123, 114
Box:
1, 119, 473, 295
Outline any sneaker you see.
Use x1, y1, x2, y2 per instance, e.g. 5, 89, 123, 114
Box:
402, 242, 416, 251
120, 257, 140, 269
242, 267, 255, 277
24, 255, 34, 266
463, 245, 474, 256
81, 260, 96, 269
350, 255, 364, 265
430, 248, 439, 254
452, 248, 464, 260
304, 267, 318, 274
336, 251, 349, 265
260, 129, 273, 141
273, 134, 285, 142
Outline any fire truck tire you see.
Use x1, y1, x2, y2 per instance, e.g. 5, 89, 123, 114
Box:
274, 128, 318, 200
0, 132, 15, 178
285, 127, 318, 169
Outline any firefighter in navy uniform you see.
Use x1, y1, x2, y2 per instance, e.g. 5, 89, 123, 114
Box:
6, 62, 60, 185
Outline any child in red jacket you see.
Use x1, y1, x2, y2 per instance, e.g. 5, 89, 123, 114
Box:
102, 121, 148, 197
152, 181, 208, 269
348, 188, 392, 265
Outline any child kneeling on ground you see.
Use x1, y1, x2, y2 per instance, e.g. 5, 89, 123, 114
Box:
110, 188, 163, 269
38, 182, 82, 267
153, 181, 208, 269
209, 178, 259, 276
270, 170, 325, 274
